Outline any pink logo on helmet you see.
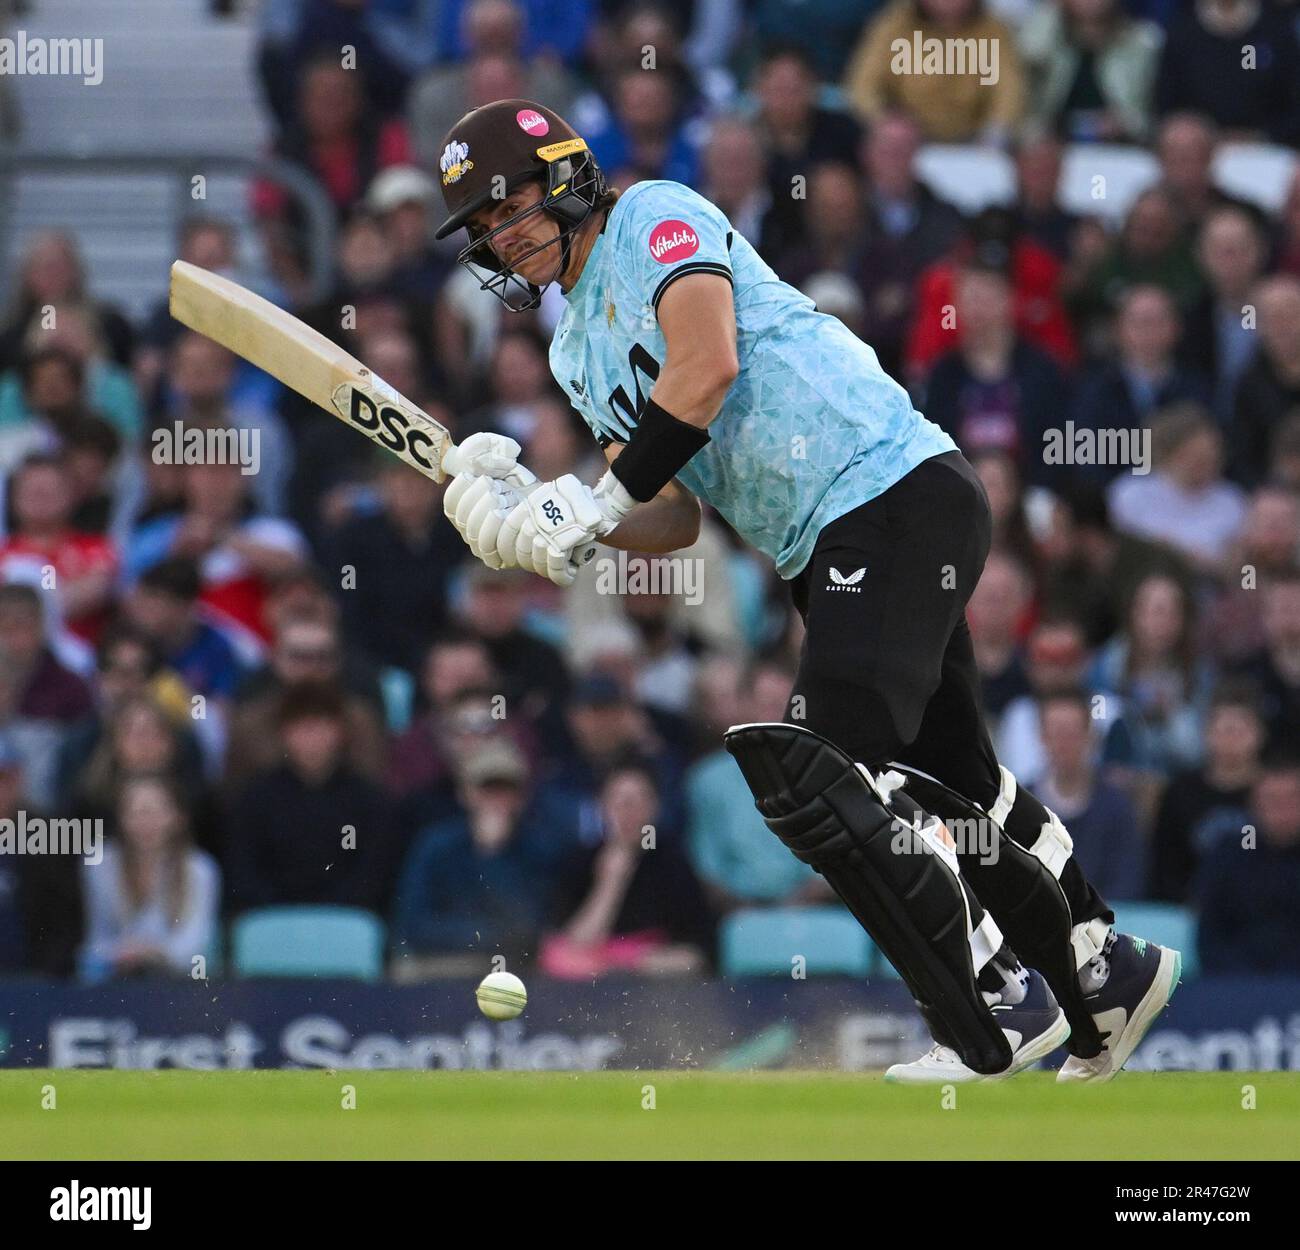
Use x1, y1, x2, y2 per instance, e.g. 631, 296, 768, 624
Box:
516, 109, 549, 135
648, 220, 699, 264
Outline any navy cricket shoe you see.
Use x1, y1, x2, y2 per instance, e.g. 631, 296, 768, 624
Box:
885, 968, 1070, 1083
1057, 931, 1182, 1082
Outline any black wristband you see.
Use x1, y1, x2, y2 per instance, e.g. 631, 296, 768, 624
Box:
609, 398, 710, 502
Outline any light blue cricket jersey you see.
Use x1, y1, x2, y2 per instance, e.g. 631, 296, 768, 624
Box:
548, 180, 956, 579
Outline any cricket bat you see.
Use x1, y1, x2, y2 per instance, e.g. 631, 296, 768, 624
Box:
169, 260, 478, 483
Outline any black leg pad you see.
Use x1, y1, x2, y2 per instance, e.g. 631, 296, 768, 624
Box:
884, 763, 1105, 1058
724, 722, 1013, 1075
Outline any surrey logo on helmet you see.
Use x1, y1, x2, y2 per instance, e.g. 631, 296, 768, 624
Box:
440, 140, 474, 186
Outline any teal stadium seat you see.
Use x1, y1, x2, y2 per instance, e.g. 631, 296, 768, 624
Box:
1107, 901, 1199, 981
232, 906, 385, 980
720, 907, 876, 976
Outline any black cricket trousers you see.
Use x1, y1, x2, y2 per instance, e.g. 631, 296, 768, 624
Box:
786, 450, 1109, 926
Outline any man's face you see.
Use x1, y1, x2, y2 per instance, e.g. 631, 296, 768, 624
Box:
283, 715, 345, 776
1041, 702, 1091, 774
0, 604, 43, 664
1253, 771, 1300, 847
1118, 290, 1178, 363
13, 465, 72, 530
26, 359, 80, 417
128, 587, 190, 646
172, 334, 234, 406
1206, 704, 1262, 767
1263, 582, 1300, 649
467, 181, 564, 289
425, 642, 493, 708
274, 622, 341, 684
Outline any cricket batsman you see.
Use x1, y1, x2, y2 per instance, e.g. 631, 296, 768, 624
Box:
432, 99, 1181, 1081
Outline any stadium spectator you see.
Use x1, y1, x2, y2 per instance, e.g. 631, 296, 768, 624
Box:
0, 231, 134, 372
967, 550, 1035, 722
67, 692, 215, 844
1155, 0, 1300, 146
582, 65, 702, 188
1012, 132, 1078, 261
323, 451, 462, 674
461, 328, 557, 444
226, 681, 398, 914
1184, 204, 1269, 422
53, 624, 215, 811
1031, 688, 1144, 900
1089, 571, 1212, 792
1234, 570, 1300, 750
850, 110, 964, 377
252, 55, 413, 231
843, 0, 1026, 144
1070, 189, 1204, 337
434, 0, 593, 68
542, 757, 714, 977
1070, 287, 1212, 477
917, 263, 1065, 485
364, 165, 455, 301
1039, 480, 1193, 647
1107, 403, 1247, 573
697, 115, 777, 264
752, 0, 887, 82
750, 47, 863, 263
1148, 679, 1261, 902
1153, 112, 1244, 231
136, 217, 241, 393
1229, 274, 1300, 488
392, 736, 559, 966
79, 774, 220, 982
1276, 167, 1300, 278
123, 443, 309, 648
0, 454, 118, 643
553, 672, 686, 828
0, 303, 142, 444
225, 614, 386, 786
161, 332, 294, 519
1205, 486, 1300, 663
1018, 0, 1163, 144
257, 0, 420, 131
386, 633, 499, 798
687, 657, 824, 909
0, 583, 93, 808
770, 162, 868, 291
124, 557, 244, 704
60, 416, 121, 536
0, 347, 92, 474
455, 565, 570, 742
0, 733, 82, 977
997, 614, 1125, 783
1196, 754, 1300, 975
906, 207, 1078, 381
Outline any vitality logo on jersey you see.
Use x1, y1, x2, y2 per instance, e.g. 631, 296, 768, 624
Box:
649, 220, 699, 264
827, 566, 865, 592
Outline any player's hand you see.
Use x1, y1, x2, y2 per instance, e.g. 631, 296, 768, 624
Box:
442, 431, 536, 490
496, 472, 635, 587
444, 472, 523, 569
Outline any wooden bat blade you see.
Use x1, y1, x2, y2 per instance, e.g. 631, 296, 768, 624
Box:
169, 260, 456, 481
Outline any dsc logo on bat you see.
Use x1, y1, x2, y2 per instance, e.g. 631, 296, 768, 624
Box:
332, 381, 439, 474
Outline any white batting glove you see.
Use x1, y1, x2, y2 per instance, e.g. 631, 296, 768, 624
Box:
442, 432, 535, 489
444, 473, 522, 569
496, 471, 636, 587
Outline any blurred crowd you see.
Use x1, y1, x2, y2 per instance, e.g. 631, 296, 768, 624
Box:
2, 0, 1300, 984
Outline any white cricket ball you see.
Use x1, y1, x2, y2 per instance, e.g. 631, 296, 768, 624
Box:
476, 970, 527, 1020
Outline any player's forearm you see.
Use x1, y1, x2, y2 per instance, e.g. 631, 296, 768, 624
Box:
600, 490, 701, 553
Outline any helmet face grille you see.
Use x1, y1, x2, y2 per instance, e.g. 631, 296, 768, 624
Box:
453, 147, 607, 312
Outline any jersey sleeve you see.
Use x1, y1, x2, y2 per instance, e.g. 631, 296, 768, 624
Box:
615, 181, 735, 316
